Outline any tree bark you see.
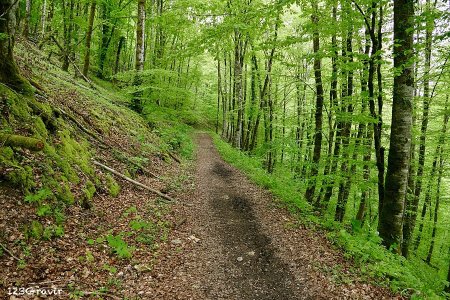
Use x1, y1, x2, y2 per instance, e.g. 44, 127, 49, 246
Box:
132, 0, 146, 113
82, 0, 97, 77
40, 0, 47, 38
23, 0, 32, 39
403, 0, 436, 257
113, 36, 125, 75
378, 0, 414, 253
0, 0, 32, 93
305, 4, 324, 203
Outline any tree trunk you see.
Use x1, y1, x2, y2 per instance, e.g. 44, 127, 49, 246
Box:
315, 4, 338, 208
403, 0, 436, 257
216, 59, 222, 134
62, 0, 74, 72
233, 31, 244, 149
0, 134, 44, 151
0, 0, 32, 93
114, 36, 125, 75
305, 4, 324, 203
97, 2, 111, 78
378, 0, 414, 253
82, 0, 96, 77
23, 0, 32, 39
40, 0, 47, 38
335, 26, 354, 222
132, 0, 146, 113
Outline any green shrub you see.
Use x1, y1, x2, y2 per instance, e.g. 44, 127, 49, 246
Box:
106, 234, 134, 259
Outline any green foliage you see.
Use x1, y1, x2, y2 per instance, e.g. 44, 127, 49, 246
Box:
106, 174, 120, 197
42, 225, 65, 240
25, 188, 53, 204
25, 220, 44, 239
106, 234, 135, 259
103, 264, 117, 274
82, 180, 96, 201
36, 204, 52, 216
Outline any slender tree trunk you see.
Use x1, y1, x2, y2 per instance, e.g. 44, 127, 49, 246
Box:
97, 3, 111, 78
222, 56, 228, 138
82, 0, 96, 77
378, 0, 414, 253
61, 0, 73, 71
305, 4, 324, 203
315, 3, 338, 208
132, 0, 146, 113
335, 26, 354, 222
114, 36, 125, 75
233, 31, 244, 149
355, 29, 371, 223
40, 0, 47, 38
425, 155, 443, 264
23, 0, 32, 39
216, 59, 222, 134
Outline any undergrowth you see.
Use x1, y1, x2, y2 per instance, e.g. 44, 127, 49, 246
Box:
211, 132, 447, 299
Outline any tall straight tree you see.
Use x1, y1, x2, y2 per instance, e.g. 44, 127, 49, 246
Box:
378, 0, 414, 253
132, 0, 146, 112
305, 2, 324, 203
82, 0, 97, 77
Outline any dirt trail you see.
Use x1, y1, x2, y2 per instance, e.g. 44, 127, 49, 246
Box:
154, 133, 396, 300
195, 134, 300, 299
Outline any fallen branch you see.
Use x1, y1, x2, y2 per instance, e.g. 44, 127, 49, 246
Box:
0, 134, 44, 151
92, 160, 175, 202
168, 152, 181, 163
0, 242, 20, 261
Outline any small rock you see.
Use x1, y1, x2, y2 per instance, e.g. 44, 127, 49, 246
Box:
171, 239, 182, 245
247, 251, 255, 256
82, 266, 90, 278
237, 256, 243, 262
117, 271, 124, 277
188, 235, 200, 243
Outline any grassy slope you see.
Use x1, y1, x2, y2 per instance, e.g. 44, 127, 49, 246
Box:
211, 133, 447, 299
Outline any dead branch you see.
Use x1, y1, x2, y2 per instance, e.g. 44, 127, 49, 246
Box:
0, 242, 20, 260
92, 160, 175, 202
168, 152, 181, 163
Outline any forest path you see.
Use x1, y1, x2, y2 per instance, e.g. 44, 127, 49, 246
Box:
190, 133, 301, 299
160, 133, 396, 299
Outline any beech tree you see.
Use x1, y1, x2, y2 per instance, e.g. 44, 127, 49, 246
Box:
378, 0, 414, 253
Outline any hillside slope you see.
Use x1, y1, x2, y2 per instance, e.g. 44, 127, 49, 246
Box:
0, 39, 194, 298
